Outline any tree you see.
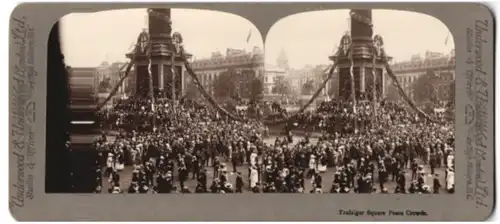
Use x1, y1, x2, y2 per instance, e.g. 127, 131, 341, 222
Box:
184, 79, 200, 100
385, 84, 401, 102
237, 70, 257, 99
412, 69, 439, 104
98, 77, 112, 93
249, 78, 264, 102
448, 79, 455, 105
213, 69, 238, 99
301, 79, 315, 95
272, 76, 290, 95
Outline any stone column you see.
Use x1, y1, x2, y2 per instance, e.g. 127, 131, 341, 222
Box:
181, 64, 186, 96
159, 63, 164, 90
360, 65, 366, 93
382, 71, 386, 97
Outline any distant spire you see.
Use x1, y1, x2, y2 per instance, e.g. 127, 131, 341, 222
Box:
277, 48, 289, 70
105, 53, 110, 63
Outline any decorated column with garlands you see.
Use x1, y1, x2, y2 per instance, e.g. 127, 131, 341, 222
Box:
329, 9, 391, 102
127, 8, 192, 99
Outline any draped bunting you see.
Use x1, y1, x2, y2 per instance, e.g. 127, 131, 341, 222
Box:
348, 48, 356, 114
382, 58, 442, 124
371, 45, 378, 120
147, 49, 155, 113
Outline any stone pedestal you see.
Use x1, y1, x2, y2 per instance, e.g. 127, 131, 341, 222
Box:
128, 8, 190, 99
330, 9, 386, 101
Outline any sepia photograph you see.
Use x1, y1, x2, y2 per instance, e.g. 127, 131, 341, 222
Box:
57, 8, 455, 195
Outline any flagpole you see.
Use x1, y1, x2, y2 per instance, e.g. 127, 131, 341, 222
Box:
246, 28, 252, 52
147, 48, 156, 131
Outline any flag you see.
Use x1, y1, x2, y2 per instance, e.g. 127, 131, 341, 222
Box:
246, 29, 252, 43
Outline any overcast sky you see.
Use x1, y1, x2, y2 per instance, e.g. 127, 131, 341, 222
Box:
61, 8, 454, 69
61, 8, 263, 67
265, 9, 455, 69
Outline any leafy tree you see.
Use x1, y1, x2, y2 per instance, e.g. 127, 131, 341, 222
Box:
301, 79, 315, 95
385, 84, 401, 102
249, 78, 264, 102
184, 79, 200, 100
448, 79, 455, 105
411, 69, 439, 104
98, 77, 112, 93
234, 70, 256, 99
213, 69, 238, 99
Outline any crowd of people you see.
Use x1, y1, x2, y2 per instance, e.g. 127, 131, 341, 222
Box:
93, 93, 455, 194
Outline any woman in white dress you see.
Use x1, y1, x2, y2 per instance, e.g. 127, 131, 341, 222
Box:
446, 150, 454, 169
249, 166, 258, 189
308, 154, 317, 178
250, 150, 258, 167
446, 168, 455, 193
105, 153, 115, 177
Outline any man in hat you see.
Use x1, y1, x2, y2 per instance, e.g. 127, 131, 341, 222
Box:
429, 152, 437, 175
213, 157, 221, 178
378, 164, 388, 191
198, 168, 208, 192
411, 159, 418, 180
433, 174, 441, 194
219, 164, 228, 184
178, 163, 189, 190
313, 170, 323, 191
109, 169, 120, 187
396, 170, 406, 194
155, 171, 167, 193
145, 161, 155, 186
235, 172, 244, 193
231, 149, 239, 173
192, 154, 200, 180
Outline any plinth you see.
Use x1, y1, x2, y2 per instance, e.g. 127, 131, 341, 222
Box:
329, 9, 389, 101
127, 8, 191, 99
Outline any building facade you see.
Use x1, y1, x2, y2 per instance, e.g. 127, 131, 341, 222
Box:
263, 64, 287, 95
187, 47, 265, 97
385, 50, 455, 100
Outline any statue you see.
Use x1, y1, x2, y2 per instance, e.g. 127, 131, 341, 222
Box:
172, 32, 183, 54
340, 33, 352, 56
373, 35, 384, 57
